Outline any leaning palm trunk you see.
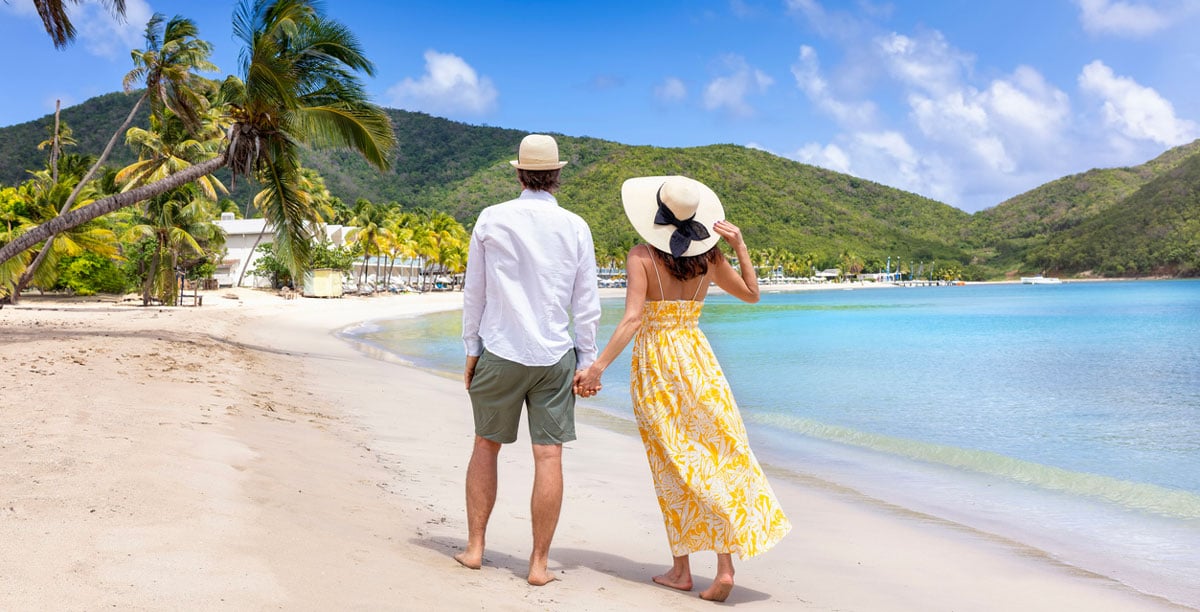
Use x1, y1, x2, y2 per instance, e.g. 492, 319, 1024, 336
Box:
142, 241, 161, 306
12, 95, 149, 300
0, 150, 229, 267
235, 222, 268, 288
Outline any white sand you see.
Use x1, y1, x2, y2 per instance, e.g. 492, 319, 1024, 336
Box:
0, 288, 1191, 610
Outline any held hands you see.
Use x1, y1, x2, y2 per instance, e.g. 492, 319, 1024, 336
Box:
712, 220, 745, 249
573, 366, 603, 398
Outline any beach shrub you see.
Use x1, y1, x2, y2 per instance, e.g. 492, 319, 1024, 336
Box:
58, 253, 128, 295
309, 237, 355, 272
249, 242, 292, 289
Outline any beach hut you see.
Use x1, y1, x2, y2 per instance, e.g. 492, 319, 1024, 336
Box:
303, 269, 344, 297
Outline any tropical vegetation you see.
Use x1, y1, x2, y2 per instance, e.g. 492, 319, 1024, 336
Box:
2, 0, 1198, 300
0, 0, 399, 301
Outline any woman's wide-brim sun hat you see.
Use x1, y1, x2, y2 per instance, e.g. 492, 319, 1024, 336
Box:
622, 176, 724, 258
510, 134, 568, 170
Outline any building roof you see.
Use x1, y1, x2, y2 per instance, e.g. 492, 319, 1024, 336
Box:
214, 218, 270, 236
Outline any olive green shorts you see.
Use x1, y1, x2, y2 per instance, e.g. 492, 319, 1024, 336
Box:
468, 349, 577, 445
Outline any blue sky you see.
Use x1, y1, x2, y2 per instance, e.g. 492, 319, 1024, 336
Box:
1, 0, 1197, 212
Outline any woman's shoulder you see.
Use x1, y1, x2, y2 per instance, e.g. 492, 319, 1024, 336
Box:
627, 243, 654, 261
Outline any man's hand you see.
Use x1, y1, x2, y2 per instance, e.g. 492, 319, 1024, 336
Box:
464, 355, 480, 390
573, 366, 602, 398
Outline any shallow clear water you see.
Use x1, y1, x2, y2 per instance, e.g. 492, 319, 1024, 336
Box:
344, 280, 1200, 606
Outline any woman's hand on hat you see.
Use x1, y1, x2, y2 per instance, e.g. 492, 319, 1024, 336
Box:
713, 220, 744, 248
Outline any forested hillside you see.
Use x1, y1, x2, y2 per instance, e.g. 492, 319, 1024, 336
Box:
3, 92, 1198, 278
967, 140, 1200, 272
1025, 152, 1200, 276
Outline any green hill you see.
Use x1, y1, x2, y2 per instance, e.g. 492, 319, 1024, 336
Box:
0, 91, 147, 185
1024, 151, 1200, 276
3, 92, 1199, 278
967, 140, 1200, 272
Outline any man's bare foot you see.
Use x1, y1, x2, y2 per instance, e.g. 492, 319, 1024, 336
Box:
699, 575, 734, 602
527, 566, 557, 586
453, 550, 482, 570
652, 569, 694, 591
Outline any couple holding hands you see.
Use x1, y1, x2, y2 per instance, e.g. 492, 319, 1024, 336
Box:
458, 135, 790, 602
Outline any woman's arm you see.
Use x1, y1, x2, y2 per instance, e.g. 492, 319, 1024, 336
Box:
710, 220, 759, 304
574, 246, 651, 395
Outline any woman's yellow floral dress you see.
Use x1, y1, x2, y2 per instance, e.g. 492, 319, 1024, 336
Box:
631, 298, 791, 558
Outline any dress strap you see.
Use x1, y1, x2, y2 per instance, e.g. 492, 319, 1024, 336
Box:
691, 272, 707, 301
645, 244, 666, 299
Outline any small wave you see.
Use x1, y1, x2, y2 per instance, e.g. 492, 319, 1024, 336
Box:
748, 412, 1200, 520
338, 321, 384, 336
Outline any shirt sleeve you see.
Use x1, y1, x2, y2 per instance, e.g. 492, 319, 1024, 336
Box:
461, 223, 487, 357
570, 222, 601, 369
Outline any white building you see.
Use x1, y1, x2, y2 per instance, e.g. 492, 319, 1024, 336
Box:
213, 212, 352, 287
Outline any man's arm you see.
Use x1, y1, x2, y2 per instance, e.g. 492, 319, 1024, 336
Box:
571, 225, 601, 369
462, 225, 487, 382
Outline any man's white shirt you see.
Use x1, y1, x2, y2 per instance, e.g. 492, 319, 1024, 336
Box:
462, 189, 600, 369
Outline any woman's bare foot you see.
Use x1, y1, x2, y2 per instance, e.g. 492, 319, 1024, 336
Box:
699, 575, 734, 602
453, 549, 482, 570
652, 567, 693, 591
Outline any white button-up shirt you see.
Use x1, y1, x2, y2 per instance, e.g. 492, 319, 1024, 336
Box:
462, 189, 601, 369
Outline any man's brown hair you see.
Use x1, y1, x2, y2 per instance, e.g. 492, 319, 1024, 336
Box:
518, 169, 561, 193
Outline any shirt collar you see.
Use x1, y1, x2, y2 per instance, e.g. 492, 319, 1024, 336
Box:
519, 189, 558, 205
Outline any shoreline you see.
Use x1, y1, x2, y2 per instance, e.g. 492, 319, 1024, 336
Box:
2, 288, 1193, 610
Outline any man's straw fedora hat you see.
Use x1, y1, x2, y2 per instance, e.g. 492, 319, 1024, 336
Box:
510, 134, 568, 170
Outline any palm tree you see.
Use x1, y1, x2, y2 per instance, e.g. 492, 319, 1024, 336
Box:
347, 199, 390, 288
0, 0, 396, 283
37, 104, 76, 184
9, 13, 216, 301
117, 111, 229, 200
32, 0, 127, 48
7, 171, 118, 293
221, 0, 395, 275
123, 187, 223, 305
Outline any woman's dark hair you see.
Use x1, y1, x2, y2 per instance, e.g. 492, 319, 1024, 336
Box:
657, 246, 723, 281
517, 169, 561, 193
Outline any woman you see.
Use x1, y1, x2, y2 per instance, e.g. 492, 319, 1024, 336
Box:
574, 176, 790, 602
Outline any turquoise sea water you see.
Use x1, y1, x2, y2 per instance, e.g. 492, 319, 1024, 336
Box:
344, 280, 1200, 607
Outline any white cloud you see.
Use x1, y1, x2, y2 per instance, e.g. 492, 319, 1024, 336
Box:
703, 55, 773, 117
386, 50, 498, 117
796, 131, 958, 204
784, 0, 864, 41
983, 66, 1071, 138
876, 31, 972, 96
1073, 0, 1169, 37
795, 142, 851, 174
655, 77, 687, 103
76, 0, 151, 58
791, 45, 875, 125
1078, 60, 1198, 146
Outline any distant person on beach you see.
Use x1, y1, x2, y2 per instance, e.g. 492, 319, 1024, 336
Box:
458, 134, 601, 585
573, 176, 791, 602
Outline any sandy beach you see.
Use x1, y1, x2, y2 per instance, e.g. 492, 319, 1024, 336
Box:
1, 287, 1192, 611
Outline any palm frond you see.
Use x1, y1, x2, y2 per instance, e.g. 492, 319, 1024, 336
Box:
253, 142, 315, 276
291, 104, 394, 170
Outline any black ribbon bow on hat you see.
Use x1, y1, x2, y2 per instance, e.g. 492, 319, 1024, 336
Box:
654, 186, 710, 257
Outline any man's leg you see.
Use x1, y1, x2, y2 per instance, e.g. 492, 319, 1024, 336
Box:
455, 435, 502, 569
527, 442, 563, 585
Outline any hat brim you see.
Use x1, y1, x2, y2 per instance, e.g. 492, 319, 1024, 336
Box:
622, 176, 724, 258
510, 160, 568, 170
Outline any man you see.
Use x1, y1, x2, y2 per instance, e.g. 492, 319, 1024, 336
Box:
457, 134, 601, 586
